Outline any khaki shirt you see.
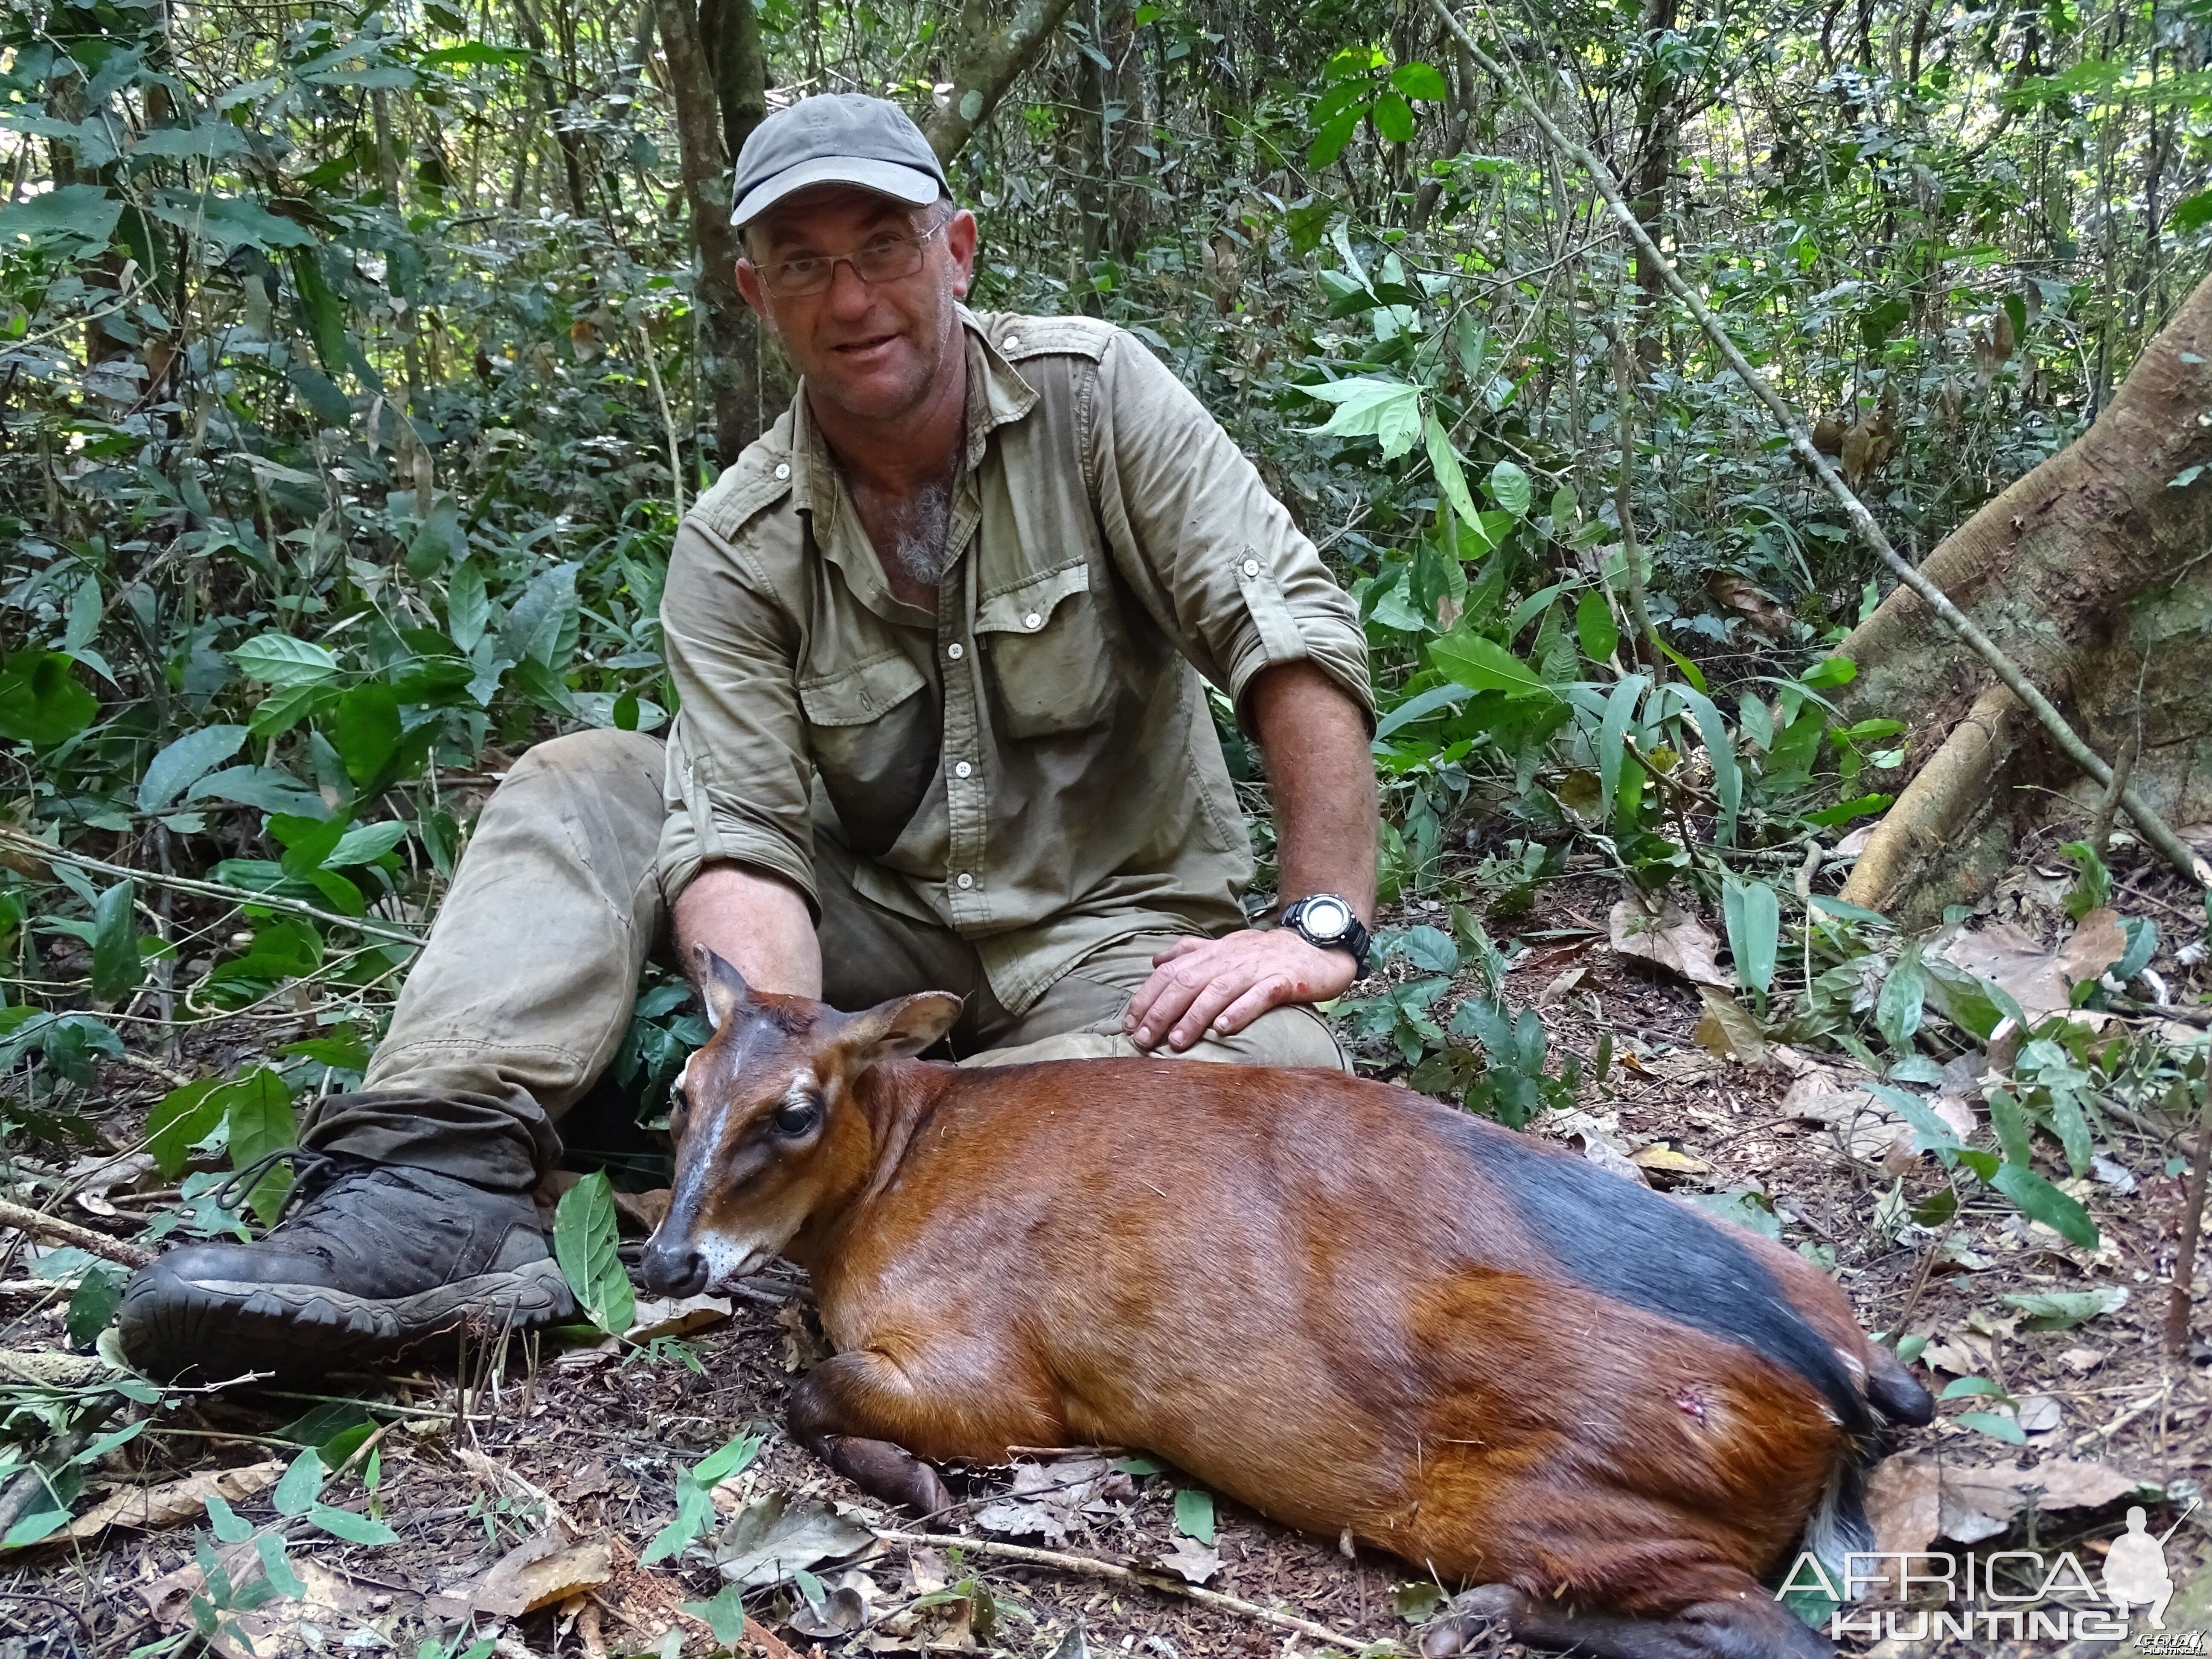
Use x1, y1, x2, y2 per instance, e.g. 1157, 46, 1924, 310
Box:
656, 309, 1371, 1014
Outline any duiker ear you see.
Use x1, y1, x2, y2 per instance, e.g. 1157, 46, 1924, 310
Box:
838, 991, 962, 1071
695, 948, 751, 1032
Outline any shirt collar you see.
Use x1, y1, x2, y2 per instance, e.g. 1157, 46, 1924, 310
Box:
786, 307, 1039, 515
783, 310, 1040, 619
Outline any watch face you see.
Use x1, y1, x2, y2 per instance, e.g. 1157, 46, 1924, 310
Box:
1300, 896, 1350, 940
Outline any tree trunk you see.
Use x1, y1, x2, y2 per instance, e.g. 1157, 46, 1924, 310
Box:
923, 0, 1085, 166
1836, 274, 2212, 917
1627, 0, 1680, 377
653, 0, 763, 466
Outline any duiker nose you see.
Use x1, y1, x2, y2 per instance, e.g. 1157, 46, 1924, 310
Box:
640, 1233, 708, 1297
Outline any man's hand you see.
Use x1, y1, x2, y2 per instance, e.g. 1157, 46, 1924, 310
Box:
1122, 928, 1358, 1051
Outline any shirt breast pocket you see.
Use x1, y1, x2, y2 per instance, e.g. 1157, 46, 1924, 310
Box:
797, 650, 931, 781
976, 564, 1117, 740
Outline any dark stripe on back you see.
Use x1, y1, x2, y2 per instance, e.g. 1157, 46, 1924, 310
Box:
1442, 1112, 1872, 1437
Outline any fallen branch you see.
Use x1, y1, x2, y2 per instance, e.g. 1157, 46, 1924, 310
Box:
1419, 0, 2212, 895
871, 1528, 1374, 1650
0, 826, 424, 947
0, 1198, 154, 1269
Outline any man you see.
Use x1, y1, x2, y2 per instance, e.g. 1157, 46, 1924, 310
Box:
117, 94, 1379, 1378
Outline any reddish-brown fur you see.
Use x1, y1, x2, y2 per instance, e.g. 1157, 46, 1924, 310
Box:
646, 972, 1923, 1659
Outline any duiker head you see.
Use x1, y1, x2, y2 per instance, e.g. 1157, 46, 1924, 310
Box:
639, 952, 960, 1297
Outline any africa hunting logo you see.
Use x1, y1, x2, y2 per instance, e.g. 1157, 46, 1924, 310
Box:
1778, 1503, 2199, 1645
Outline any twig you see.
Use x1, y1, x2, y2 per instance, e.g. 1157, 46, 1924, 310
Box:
0, 1278, 81, 1298
2089, 731, 2141, 860
0, 1199, 154, 1269
2167, 1093, 2211, 1360
1418, 0, 2212, 895
0, 826, 423, 947
2073, 1379, 2173, 1451
871, 1528, 1374, 1650
1601, 320, 1664, 687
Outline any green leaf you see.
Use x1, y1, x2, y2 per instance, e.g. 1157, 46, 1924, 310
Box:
257, 1531, 308, 1598
1669, 684, 1740, 844
222, 1068, 299, 1225
329, 684, 402, 788
91, 880, 144, 1004
230, 634, 340, 687
1722, 879, 1780, 995
1390, 60, 1449, 99
273, 1448, 325, 1518
1807, 792, 1892, 828
0, 184, 122, 253
1799, 655, 1858, 688
612, 691, 640, 731
1956, 1411, 2026, 1445
205, 1491, 255, 1543
132, 125, 247, 161
1999, 1287, 2128, 1330
1306, 108, 1362, 169
1650, 635, 1708, 693
1595, 673, 1646, 824
1989, 1159, 2099, 1247
1575, 590, 1618, 664
140, 725, 250, 812
446, 562, 489, 653
0, 652, 101, 747
1486, 460, 1531, 518
419, 41, 535, 66
694, 1432, 764, 1486
1301, 377, 1423, 459
1875, 941, 1927, 1050
328, 823, 407, 867
553, 1172, 634, 1336
407, 495, 466, 579
1429, 629, 1553, 699
1173, 1487, 1215, 1544
149, 1078, 224, 1179
1371, 88, 1415, 141
1398, 925, 1459, 974
308, 1503, 399, 1545
154, 192, 316, 251
1866, 1082, 1960, 1163
65, 1265, 123, 1346
1422, 410, 1479, 523
681, 1585, 750, 1646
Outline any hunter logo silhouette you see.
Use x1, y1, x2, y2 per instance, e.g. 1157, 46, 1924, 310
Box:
2105, 1504, 2190, 1630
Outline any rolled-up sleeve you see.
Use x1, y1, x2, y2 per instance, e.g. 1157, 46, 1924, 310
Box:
655, 520, 818, 912
1088, 331, 1373, 733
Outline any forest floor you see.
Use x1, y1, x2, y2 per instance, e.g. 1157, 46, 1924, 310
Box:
2, 836, 2209, 1659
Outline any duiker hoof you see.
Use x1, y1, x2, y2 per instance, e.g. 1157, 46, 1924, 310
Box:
1420, 1585, 1526, 1656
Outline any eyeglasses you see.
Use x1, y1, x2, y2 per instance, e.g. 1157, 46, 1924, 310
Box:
751, 215, 951, 299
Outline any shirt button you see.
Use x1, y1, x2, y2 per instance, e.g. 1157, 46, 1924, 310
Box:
1243, 558, 1260, 577
1004, 335, 1021, 351
1025, 611, 1042, 629
955, 760, 972, 779
946, 642, 964, 660
956, 872, 975, 890
774, 463, 790, 480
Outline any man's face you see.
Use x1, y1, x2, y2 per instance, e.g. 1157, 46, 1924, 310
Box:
737, 184, 978, 427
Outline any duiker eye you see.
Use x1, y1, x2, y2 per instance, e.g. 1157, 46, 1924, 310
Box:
770, 1097, 821, 1137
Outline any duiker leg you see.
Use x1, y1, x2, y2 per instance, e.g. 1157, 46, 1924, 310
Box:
1422, 1579, 1829, 1659
789, 1348, 1061, 1516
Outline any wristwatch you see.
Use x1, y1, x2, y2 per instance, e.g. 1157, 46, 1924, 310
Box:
1280, 893, 1372, 980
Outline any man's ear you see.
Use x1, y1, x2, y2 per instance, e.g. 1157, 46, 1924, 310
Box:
837, 991, 962, 1071
695, 948, 751, 1031
734, 256, 771, 319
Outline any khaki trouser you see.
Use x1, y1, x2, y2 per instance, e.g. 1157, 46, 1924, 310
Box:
304, 730, 1347, 1191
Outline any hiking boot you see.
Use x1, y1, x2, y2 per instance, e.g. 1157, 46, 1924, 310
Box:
116, 1150, 575, 1379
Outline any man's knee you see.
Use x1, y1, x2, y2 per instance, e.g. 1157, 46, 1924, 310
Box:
506, 727, 665, 789
1196, 1002, 1349, 1071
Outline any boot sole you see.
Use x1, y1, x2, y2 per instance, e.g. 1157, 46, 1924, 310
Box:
116, 1257, 577, 1380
